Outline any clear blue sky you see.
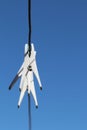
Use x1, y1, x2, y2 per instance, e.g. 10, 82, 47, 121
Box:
0, 0, 87, 130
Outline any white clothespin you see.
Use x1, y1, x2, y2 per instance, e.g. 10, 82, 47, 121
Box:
9, 43, 42, 108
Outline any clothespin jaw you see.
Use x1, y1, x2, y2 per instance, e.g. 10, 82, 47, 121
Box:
28, 43, 31, 57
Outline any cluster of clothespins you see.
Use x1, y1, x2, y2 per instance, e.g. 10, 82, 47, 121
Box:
9, 43, 42, 108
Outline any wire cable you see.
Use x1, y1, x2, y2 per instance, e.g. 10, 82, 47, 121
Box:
28, 1, 32, 129
28, 0, 32, 57
28, 94, 32, 130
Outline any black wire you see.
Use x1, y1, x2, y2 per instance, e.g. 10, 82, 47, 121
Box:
28, 1, 32, 129
28, 94, 32, 130
28, 0, 31, 57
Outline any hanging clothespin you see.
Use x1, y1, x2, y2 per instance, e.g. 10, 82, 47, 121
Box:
9, 43, 42, 108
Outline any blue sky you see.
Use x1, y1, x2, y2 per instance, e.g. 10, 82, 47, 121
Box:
0, 0, 87, 130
